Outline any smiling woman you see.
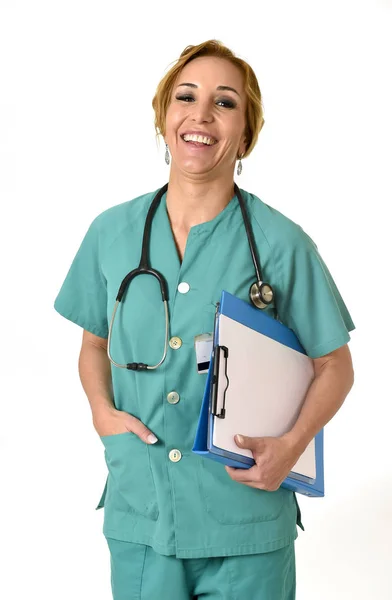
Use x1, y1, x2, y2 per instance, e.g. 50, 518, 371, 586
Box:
165, 57, 247, 184
54, 39, 355, 600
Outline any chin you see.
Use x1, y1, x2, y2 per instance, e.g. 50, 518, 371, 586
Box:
178, 159, 215, 175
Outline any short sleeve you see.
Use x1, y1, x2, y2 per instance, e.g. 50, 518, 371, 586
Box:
275, 228, 355, 359
54, 215, 109, 338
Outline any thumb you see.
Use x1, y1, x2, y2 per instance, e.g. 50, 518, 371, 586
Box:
234, 434, 260, 449
126, 415, 158, 445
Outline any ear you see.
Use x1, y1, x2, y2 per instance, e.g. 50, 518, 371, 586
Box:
238, 134, 248, 158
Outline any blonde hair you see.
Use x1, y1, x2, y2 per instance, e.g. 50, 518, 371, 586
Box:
152, 40, 265, 158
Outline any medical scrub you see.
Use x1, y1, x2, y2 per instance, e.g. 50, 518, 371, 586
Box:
54, 186, 355, 598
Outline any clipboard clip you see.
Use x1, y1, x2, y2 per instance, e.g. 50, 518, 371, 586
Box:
211, 345, 229, 419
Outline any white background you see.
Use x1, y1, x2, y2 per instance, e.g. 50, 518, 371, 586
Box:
1, 0, 391, 598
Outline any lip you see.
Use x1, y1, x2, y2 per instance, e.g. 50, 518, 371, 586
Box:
180, 130, 218, 143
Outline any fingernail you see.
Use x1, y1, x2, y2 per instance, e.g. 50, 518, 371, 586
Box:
147, 433, 158, 444
235, 435, 244, 444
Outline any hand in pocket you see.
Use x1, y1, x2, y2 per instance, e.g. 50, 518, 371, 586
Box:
93, 406, 158, 444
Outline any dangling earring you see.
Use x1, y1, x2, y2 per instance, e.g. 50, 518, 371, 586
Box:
165, 143, 170, 165
237, 153, 243, 176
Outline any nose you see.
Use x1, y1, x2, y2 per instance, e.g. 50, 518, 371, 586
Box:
191, 99, 214, 124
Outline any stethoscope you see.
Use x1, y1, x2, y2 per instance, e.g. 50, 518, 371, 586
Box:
107, 182, 275, 371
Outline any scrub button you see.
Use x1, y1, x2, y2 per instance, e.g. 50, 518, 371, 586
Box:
169, 449, 182, 462
169, 336, 182, 349
178, 282, 190, 294
167, 391, 180, 404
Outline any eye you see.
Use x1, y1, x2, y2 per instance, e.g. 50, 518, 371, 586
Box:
176, 94, 194, 102
216, 98, 236, 109
175, 94, 236, 109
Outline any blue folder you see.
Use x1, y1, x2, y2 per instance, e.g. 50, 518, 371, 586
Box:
192, 290, 325, 498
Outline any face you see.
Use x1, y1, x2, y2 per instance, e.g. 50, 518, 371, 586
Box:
164, 56, 248, 177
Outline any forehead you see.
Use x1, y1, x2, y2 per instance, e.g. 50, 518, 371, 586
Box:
174, 56, 245, 92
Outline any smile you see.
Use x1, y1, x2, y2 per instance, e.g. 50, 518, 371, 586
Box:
180, 133, 217, 146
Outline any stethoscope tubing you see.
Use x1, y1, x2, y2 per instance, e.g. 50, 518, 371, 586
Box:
107, 182, 274, 371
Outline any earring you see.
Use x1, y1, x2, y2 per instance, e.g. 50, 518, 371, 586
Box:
165, 143, 170, 165
237, 153, 243, 176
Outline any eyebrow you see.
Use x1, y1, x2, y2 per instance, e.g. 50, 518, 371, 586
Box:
176, 82, 240, 97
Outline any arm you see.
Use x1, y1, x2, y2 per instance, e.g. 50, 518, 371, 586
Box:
284, 343, 354, 455
78, 330, 115, 424
78, 330, 158, 443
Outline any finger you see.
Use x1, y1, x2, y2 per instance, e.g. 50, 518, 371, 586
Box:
225, 468, 279, 491
234, 434, 254, 449
225, 465, 259, 482
126, 415, 158, 444
240, 481, 280, 491
233, 480, 263, 490
234, 434, 265, 452
225, 471, 267, 490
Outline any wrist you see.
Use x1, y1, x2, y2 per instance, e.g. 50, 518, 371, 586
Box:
281, 429, 309, 458
91, 398, 116, 421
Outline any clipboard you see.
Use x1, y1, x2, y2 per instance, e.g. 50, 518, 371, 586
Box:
192, 290, 325, 497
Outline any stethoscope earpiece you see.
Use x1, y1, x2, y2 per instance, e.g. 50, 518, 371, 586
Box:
249, 281, 274, 310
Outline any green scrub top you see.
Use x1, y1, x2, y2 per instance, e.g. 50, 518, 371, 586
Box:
54, 185, 355, 559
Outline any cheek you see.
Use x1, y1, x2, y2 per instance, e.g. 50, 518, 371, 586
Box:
228, 109, 246, 134
231, 118, 247, 140
165, 105, 184, 134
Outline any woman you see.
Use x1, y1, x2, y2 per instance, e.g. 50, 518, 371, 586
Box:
54, 40, 355, 599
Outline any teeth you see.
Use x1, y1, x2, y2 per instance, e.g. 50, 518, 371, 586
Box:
182, 134, 216, 145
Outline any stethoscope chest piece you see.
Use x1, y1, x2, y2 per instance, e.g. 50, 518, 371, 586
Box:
249, 280, 274, 309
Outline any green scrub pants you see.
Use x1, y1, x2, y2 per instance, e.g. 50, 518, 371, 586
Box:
106, 537, 296, 599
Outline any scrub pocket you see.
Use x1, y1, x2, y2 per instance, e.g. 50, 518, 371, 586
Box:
100, 432, 159, 520
198, 458, 287, 525
95, 475, 108, 510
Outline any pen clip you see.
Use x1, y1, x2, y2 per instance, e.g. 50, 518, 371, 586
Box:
211, 345, 229, 419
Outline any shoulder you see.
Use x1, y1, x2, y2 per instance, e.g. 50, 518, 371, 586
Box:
93, 189, 155, 231
87, 188, 158, 246
242, 188, 314, 252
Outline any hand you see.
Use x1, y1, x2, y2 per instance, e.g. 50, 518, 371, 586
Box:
93, 406, 158, 444
225, 433, 301, 491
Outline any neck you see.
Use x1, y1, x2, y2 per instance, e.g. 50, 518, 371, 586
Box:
165, 169, 235, 232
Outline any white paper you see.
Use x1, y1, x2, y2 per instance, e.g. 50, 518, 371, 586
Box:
212, 313, 316, 479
